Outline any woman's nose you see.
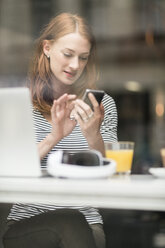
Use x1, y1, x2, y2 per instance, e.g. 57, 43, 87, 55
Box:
69, 57, 79, 70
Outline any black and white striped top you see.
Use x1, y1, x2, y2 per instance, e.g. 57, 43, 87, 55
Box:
7, 93, 118, 225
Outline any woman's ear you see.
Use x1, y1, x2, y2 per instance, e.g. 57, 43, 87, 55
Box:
43, 40, 51, 58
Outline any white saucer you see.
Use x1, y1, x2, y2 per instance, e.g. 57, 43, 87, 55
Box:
149, 168, 165, 178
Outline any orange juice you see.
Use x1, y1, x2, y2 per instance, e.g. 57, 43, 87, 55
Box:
106, 149, 134, 172
160, 148, 165, 167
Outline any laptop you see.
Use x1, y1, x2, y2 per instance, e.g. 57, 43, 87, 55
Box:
0, 87, 41, 177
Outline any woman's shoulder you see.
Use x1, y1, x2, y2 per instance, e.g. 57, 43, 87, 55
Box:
102, 92, 116, 106
32, 107, 51, 130
32, 106, 42, 116
32, 107, 45, 123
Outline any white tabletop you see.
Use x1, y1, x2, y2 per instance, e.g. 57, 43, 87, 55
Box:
0, 175, 165, 211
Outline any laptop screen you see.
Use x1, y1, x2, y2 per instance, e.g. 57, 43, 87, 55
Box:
0, 87, 41, 177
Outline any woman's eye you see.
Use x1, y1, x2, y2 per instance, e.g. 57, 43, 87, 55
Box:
80, 57, 88, 61
64, 53, 72, 57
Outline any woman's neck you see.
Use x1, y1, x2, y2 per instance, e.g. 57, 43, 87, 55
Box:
52, 76, 72, 99
43, 77, 74, 122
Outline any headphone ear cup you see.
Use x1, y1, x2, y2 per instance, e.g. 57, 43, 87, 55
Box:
61, 151, 101, 166
62, 151, 73, 164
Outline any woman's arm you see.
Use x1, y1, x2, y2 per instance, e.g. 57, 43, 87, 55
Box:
38, 133, 60, 160
38, 94, 77, 160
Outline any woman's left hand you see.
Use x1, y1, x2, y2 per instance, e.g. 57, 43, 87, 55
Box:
72, 93, 105, 155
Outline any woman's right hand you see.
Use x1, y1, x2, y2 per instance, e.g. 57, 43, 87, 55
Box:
50, 93, 77, 141
38, 93, 76, 160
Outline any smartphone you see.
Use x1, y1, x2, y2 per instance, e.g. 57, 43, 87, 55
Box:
82, 89, 105, 110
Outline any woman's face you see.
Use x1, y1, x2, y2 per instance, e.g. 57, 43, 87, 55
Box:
43, 32, 91, 85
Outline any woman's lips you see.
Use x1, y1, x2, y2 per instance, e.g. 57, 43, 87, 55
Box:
64, 71, 76, 78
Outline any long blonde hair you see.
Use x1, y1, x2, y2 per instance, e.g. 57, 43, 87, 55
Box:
28, 12, 98, 114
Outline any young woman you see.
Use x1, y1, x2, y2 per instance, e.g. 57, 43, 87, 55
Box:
3, 13, 118, 248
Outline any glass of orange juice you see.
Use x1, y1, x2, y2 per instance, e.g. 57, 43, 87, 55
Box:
160, 148, 165, 167
105, 142, 134, 174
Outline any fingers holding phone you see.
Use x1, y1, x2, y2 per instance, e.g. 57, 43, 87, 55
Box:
87, 92, 101, 113
73, 98, 94, 123
73, 89, 104, 124
82, 89, 105, 120
82, 89, 105, 111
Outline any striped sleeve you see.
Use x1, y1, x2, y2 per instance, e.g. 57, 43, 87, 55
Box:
101, 94, 118, 142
